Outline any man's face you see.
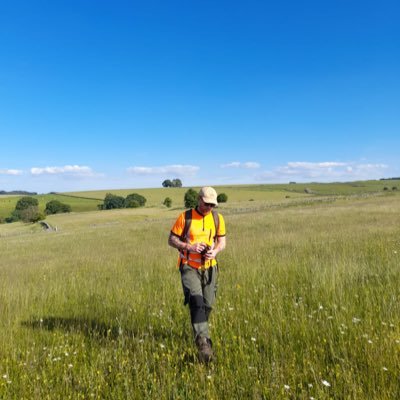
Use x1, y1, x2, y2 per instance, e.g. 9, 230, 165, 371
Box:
198, 197, 216, 215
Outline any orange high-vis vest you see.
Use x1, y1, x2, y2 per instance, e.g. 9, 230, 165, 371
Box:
171, 208, 226, 269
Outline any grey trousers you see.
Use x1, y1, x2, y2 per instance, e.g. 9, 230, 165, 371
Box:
180, 263, 218, 340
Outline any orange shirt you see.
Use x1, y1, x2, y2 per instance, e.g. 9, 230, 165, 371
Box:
171, 208, 226, 269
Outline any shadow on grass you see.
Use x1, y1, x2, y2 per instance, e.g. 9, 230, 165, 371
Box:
22, 316, 140, 340
22, 316, 191, 344
22, 317, 210, 367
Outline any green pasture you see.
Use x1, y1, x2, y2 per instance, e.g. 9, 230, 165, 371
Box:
2, 179, 399, 222
0, 194, 101, 220
0, 186, 399, 399
65, 179, 400, 200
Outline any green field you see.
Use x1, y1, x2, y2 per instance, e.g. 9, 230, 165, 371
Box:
1, 179, 399, 221
0, 183, 399, 399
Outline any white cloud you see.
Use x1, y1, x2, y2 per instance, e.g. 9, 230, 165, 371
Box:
256, 161, 388, 182
127, 164, 199, 176
286, 162, 347, 169
0, 169, 23, 175
30, 165, 95, 176
221, 161, 261, 169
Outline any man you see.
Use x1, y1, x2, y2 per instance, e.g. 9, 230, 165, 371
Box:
168, 186, 226, 362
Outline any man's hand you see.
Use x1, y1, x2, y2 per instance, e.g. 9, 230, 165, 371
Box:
189, 242, 208, 254
204, 248, 217, 260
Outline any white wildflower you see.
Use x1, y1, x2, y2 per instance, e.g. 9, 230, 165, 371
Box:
284, 385, 290, 390
159, 344, 166, 349
322, 380, 331, 387
251, 337, 256, 342
352, 317, 361, 324
383, 367, 388, 371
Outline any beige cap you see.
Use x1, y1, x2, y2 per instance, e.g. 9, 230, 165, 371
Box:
199, 186, 218, 205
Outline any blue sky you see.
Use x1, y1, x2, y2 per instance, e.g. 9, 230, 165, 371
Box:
1, 0, 399, 193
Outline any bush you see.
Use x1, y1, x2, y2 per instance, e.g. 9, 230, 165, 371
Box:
6, 196, 43, 223
45, 200, 71, 215
19, 206, 45, 223
102, 193, 126, 210
5, 211, 20, 223
125, 193, 146, 208
100, 193, 147, 210
125, 199, 140, 208
15, 196, 38, 210
217, 193, 228, 203
184, 188, 198, 209
163, 197, 172, 208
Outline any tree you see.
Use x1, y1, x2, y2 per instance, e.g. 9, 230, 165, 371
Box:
162, 179, 173, 187
125, 193, 146, 208
217, 193, 228, 203
184, 188, 198, 209
163, 197, 172, 208
162, 178, 182, 187
6, 196, 44, 223
15, 196, 38, 210
172, 178, 182, 187
45, 200, 71, 215
19, 206, 45, 223
102, 193, 125, 209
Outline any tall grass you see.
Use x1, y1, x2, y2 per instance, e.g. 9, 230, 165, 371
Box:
0, 193, 399, 398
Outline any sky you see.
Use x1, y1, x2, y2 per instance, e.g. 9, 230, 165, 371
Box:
0, 0, 399, 193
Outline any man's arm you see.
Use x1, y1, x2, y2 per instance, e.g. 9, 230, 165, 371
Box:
168, 232, 207, 254
168, 232, 188, 252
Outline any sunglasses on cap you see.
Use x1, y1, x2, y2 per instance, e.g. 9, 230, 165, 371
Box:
203, 202, 216, 207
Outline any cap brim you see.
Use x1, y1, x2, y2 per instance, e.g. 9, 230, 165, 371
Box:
202, 197, 218, 205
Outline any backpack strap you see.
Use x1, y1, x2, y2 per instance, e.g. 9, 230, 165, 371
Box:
211, 210, 219, 240
181, 209, 192, 243
179, 209, 192, 267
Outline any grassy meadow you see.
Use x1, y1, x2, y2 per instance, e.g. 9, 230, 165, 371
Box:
0, 182, 399, 399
